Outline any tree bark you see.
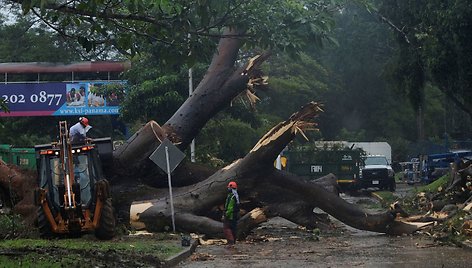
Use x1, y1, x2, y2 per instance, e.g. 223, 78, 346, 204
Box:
0, 163, 37, 223
129, 102, 423, 236
113, 27, 269, 177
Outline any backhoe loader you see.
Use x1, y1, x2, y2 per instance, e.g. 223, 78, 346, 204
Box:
34, 121, 115, 239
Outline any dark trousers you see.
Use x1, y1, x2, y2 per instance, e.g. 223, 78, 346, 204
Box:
223, 219, 237, 244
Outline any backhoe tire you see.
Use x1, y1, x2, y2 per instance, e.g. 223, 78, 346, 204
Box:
37, 207, 54, 239
95, 198, 115, 240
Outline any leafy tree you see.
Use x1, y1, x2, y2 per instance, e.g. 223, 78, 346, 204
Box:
378, 0, 472, 139
317, 3, 411, 141
259, 52, 329, 120
4, 0, 344, 63
196, 115, 260, 166
8, 0, 348, 163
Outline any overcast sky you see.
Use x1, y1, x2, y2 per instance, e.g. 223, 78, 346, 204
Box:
0, 1, 20, 25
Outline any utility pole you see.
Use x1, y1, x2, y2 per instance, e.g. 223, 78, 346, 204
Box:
188, 33, 196, 162
189, 67, 195, 162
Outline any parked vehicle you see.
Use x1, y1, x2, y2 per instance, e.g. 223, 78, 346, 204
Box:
34, 121, 115, 239
0, 144, 36, 170
284, 147, 363, 191
400, 158, 420, 185
357, 155, 396, 192
313, 141, 392, 164
347, 142, 392, 164
421, 151, 472, 183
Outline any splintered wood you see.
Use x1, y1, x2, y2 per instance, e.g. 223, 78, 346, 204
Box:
250, 102, 323, 152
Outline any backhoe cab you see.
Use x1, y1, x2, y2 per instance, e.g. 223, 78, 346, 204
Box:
34, 121, 115, 239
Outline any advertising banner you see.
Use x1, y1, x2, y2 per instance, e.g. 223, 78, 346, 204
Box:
0, 81, 127, 117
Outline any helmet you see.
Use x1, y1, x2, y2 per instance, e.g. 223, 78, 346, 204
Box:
227, 181, 237, 189
79, 117, 89, 126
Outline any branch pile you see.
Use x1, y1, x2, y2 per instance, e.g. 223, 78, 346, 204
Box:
400, 159, 472, 244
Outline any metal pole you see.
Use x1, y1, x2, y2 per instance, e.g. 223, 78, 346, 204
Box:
276, 155, 282, 170
189, 67, 196, 162
165, 146, 176, 232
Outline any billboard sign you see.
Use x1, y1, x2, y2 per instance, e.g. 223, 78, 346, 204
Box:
0, 81, 127, 117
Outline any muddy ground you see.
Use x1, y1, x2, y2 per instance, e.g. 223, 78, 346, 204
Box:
179, 184, 472, 268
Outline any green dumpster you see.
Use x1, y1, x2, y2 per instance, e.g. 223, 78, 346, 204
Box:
285, 149, 362, 191
0, 144, 11, 163
10, 147, 36, 170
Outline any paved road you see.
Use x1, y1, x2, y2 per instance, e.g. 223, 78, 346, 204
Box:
179, 185, 471, 268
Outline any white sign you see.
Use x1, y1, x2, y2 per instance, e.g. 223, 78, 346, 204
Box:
311, 165, 323, 173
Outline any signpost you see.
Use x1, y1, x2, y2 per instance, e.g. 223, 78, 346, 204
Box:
149, 139, 185, 232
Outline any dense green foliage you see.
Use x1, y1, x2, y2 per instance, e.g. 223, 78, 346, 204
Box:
259, 52, 329, 121
1, 1, 470, 164
378, 0, 472, 138
5, 0, 344, 63
313, 3, 456, 160
0, 213, 32, 239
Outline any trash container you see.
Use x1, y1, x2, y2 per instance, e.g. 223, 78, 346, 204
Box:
0, 144, 11, 164
10, 147, 36, 170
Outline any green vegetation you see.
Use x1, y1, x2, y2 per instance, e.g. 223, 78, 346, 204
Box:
372, 191, 399, 207
0, 236, 183, 267
2, 1, 470, 162
0, 212, 184, 266
0, 213, 33, 239
414, 175, 449, 193
394, 172, 404, 182
379, 0, 472, 128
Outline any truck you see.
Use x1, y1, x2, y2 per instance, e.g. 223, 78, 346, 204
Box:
346, 142, 392, 163
420, 150, 472, 183
284, 147, 363, 191
357, 155, 396, 191
34, 121, 115, 239
311, 141, 392, 163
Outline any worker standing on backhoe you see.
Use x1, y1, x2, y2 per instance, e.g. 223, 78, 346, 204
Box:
69, 117, 92, 144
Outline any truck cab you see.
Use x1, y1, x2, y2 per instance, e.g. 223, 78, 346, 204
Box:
357, 155, 396, 191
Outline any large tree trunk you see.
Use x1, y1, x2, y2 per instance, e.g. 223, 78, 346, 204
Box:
113, 27, 269, 178
5, 28, 429, 239
129, 102, 423, 236
0, 162, 37, 223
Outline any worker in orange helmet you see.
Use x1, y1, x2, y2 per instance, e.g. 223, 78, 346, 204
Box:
222, 181, 240, 248
69, 117, 92, 144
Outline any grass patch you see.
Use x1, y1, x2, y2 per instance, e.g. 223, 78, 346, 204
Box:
394, 172, 404, 182
0, 253, 86, 268
0, 235, 184, 267
414, 175, 449, 193
0, 213, 35, 239
372, 191, 399, 207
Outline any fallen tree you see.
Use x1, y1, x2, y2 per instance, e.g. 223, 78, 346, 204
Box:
0, 161, 37, 223
0, 0, 436, 239
1, 27, 430, 238
129, 102, 425, 236
397, 159, 472, 243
